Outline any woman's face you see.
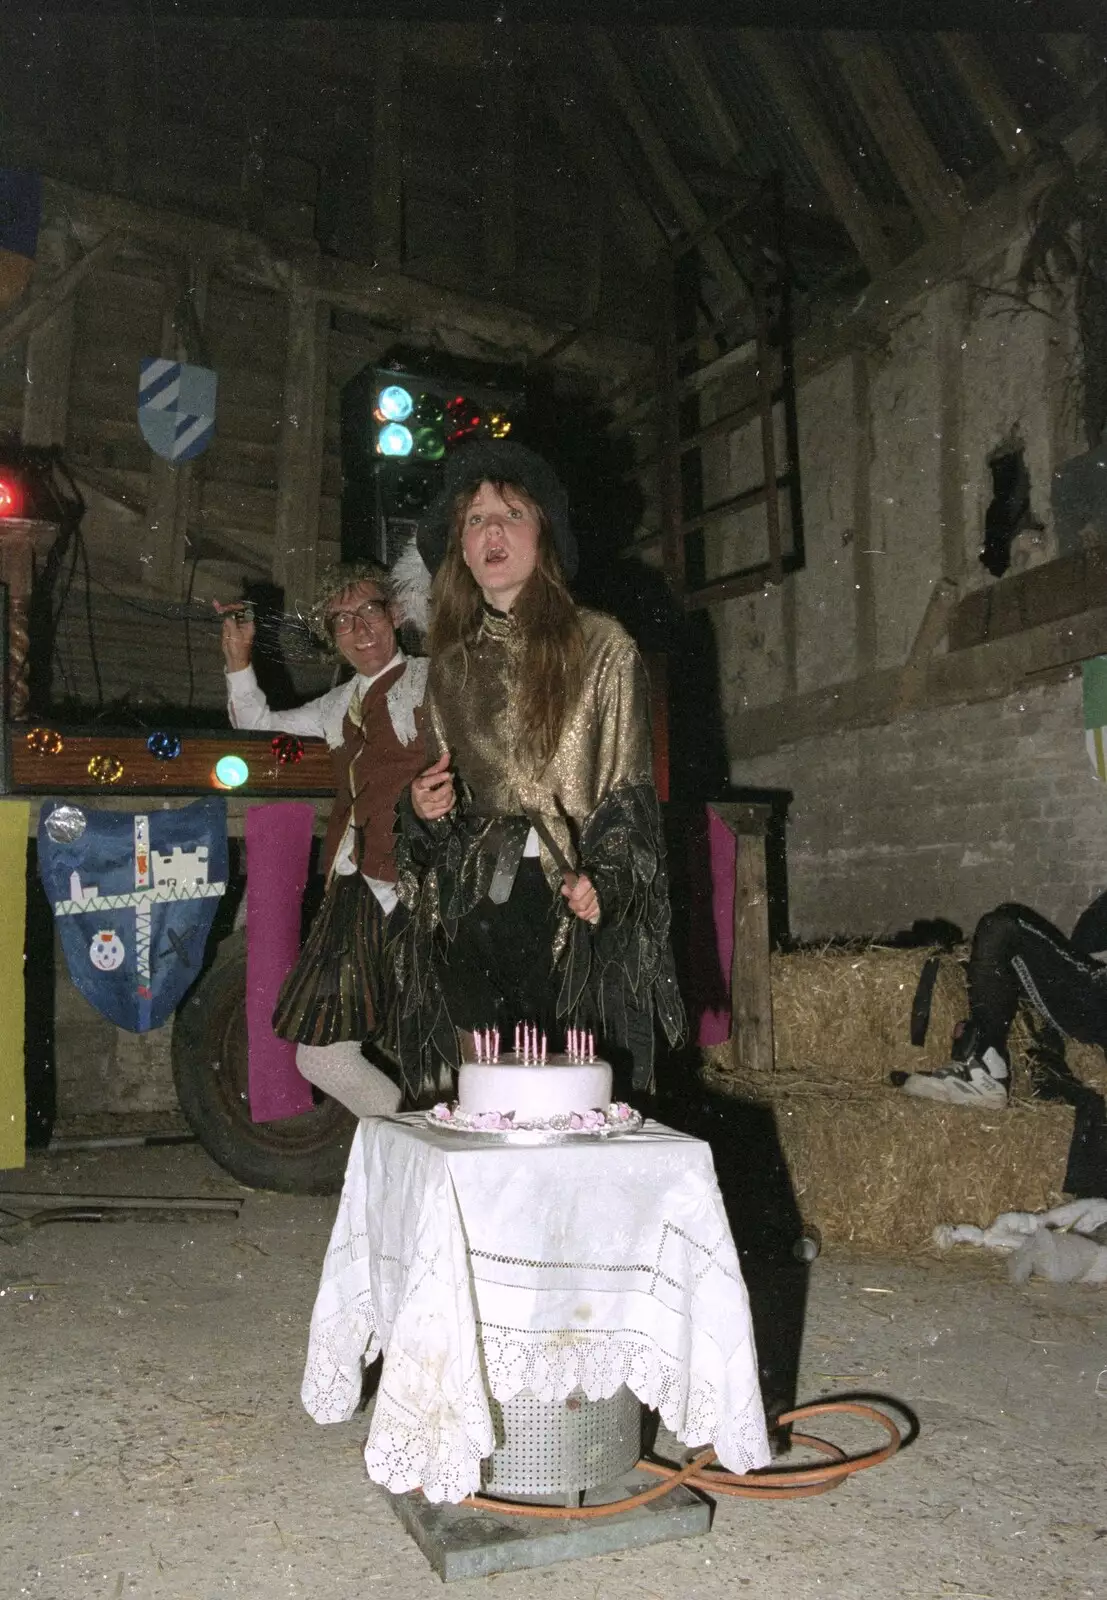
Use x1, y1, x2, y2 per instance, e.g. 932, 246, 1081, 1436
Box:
460, 480, 541, 612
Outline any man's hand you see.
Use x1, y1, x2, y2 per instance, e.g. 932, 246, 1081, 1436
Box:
215, 602, 255, 672
562, 871, 600, 926
411, 750, 456, 822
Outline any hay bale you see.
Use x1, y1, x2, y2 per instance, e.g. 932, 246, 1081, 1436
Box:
705, 941, 1107, 1099
705, 1067, 1073, 1252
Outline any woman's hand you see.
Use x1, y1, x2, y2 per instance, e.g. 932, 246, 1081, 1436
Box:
562, 871, 601, 926
411, 750, 456, 822
215, 602, 255, 671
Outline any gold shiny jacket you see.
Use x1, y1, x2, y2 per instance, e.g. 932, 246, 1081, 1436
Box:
424, 605, 654, 883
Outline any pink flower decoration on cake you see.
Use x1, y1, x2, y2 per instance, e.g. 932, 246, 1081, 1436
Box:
431, 1103, 452, 1121
569, 1112, 584, 1131
612, 1103, 633, 1121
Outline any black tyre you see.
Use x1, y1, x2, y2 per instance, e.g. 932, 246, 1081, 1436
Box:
171, 931, 357, 1194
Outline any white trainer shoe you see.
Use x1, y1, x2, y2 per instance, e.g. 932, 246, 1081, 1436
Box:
899, 1051, 1009, 1107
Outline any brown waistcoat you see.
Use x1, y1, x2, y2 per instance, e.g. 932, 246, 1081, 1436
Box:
321, 661, 426, 882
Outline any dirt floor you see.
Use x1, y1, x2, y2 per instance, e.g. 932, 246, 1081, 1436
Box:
2, 1139, 1105, 1600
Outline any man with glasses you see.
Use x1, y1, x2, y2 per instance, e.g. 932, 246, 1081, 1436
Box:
218, 562, 428, 1117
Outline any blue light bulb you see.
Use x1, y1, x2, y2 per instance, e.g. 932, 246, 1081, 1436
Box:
377, 385, 414, 421
214, 755, 249, 788
378, 423, 414, 457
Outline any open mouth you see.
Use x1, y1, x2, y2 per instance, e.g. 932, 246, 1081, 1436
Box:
484, 546, 508, 566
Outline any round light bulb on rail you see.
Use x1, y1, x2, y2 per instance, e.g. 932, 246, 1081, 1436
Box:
377, 423, 414, 458
377, 385, 414, 421
214, 754, 249, 789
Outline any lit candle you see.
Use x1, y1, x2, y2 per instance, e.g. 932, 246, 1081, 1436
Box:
588, 1030, 594, 1063
541, 1031, 547, 1062
514, 1022, 520, 1056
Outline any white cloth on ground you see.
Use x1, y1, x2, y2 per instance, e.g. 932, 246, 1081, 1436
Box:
301, 1115, 772, 1503
934, 1198, 1107, 1284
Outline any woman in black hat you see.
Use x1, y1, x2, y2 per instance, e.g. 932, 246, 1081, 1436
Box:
391, 439, 685, 1099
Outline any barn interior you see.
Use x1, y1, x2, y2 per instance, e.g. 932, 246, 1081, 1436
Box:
2, 4, 1106, 1596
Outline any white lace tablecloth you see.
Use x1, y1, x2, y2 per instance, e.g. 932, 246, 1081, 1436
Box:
301, 1115, 771, 1503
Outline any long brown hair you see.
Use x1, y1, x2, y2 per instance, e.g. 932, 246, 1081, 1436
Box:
428, 479, 584, 772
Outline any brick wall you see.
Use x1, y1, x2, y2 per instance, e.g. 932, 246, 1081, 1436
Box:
732, 674, 1107, 942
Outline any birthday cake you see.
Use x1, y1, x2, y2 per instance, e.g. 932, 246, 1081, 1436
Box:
428, 1027, 641, 1135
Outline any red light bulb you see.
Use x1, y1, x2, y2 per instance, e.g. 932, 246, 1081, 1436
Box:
0, 477, 23, 518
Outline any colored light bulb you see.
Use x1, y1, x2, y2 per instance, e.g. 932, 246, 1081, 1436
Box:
377, 423, 414, 457
377, 385, 414, 421
214, 755, 249, 788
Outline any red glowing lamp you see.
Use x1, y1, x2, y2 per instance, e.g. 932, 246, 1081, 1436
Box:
0, 474, 25, 518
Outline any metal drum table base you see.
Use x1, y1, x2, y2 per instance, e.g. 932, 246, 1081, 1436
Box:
388, 1391, 712, 1581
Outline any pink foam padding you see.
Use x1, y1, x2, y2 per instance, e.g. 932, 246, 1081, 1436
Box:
245, 803, 316, 1121
697, 806, 737, 1046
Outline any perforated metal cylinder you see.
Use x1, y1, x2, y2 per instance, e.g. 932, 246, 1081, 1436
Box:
481, 1386, 643, 1497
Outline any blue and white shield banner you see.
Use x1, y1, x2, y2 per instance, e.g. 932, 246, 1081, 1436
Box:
38, 798, 228, 1033
138, 358, 218, 462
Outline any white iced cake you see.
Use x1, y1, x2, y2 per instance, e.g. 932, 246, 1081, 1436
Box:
458, 1052, 613, 1119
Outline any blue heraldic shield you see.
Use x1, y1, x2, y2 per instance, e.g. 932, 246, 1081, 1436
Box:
38, 798, 229, 1033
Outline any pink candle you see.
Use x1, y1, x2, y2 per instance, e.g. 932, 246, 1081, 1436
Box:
541, 1031, 547, 1063
588, 1029, 594, 1063
514, 1022, 520, 1055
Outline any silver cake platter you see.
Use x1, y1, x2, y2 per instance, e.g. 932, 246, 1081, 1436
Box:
420, 1110, 644, 1143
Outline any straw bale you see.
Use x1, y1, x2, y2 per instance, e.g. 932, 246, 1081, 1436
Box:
705, 941, 1107, 1098
704, 1067, 1073, 1252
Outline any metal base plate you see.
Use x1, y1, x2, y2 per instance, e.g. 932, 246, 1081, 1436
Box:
387, 1471, 712, 1581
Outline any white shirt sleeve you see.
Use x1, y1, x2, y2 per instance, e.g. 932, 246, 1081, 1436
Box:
226, 666, 344, 743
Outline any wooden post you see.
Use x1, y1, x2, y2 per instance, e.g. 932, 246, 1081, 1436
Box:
0, 520, 58, 720
711, 802, 775, 1075
21, 225, 75, 449
272, 289, 330, 609
0, 231, 122, 359
146, 258, 211, 596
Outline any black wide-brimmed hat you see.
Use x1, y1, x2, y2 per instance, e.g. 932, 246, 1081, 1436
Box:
416, 439, 579, 580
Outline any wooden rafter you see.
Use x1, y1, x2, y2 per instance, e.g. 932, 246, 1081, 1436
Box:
741, 31, 892, 277
937, 33, 1035, 169
530, 67, 665, 271
370, 21, 405, 271
481, 19, 517, 291
585, 28, 748, 305
656, 29, 744, 169
825, 32, 967, 236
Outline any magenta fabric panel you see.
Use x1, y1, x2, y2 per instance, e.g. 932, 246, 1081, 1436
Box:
245, 803, 316, 1121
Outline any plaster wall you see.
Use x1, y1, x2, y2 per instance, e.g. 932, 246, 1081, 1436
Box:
735, 674, 1107, 942
719, 230, 1097, 938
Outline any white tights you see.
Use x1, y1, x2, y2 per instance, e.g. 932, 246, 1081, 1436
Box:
295, 1040, 402, 1119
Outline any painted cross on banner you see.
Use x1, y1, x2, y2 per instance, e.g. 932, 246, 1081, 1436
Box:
138, 358, 218, 462
38, 799, 228, 1032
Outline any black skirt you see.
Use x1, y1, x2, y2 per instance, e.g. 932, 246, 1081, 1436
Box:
271, 872, 394, 1048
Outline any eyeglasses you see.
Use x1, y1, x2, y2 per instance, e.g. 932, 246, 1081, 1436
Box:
328, 599, 389, 635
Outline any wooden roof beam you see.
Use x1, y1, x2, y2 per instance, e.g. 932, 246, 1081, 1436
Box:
740, 31, 891, 278
529, 67, 666, 271
370, 22, 405, 271
825, 32, 968, 237
584, 28, 749, 306
481, 19, 517, 293
938, 33, 1035, 168
656, 29, 744, 169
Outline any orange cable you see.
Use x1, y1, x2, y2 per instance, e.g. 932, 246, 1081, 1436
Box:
456, 1399, 902, 1519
